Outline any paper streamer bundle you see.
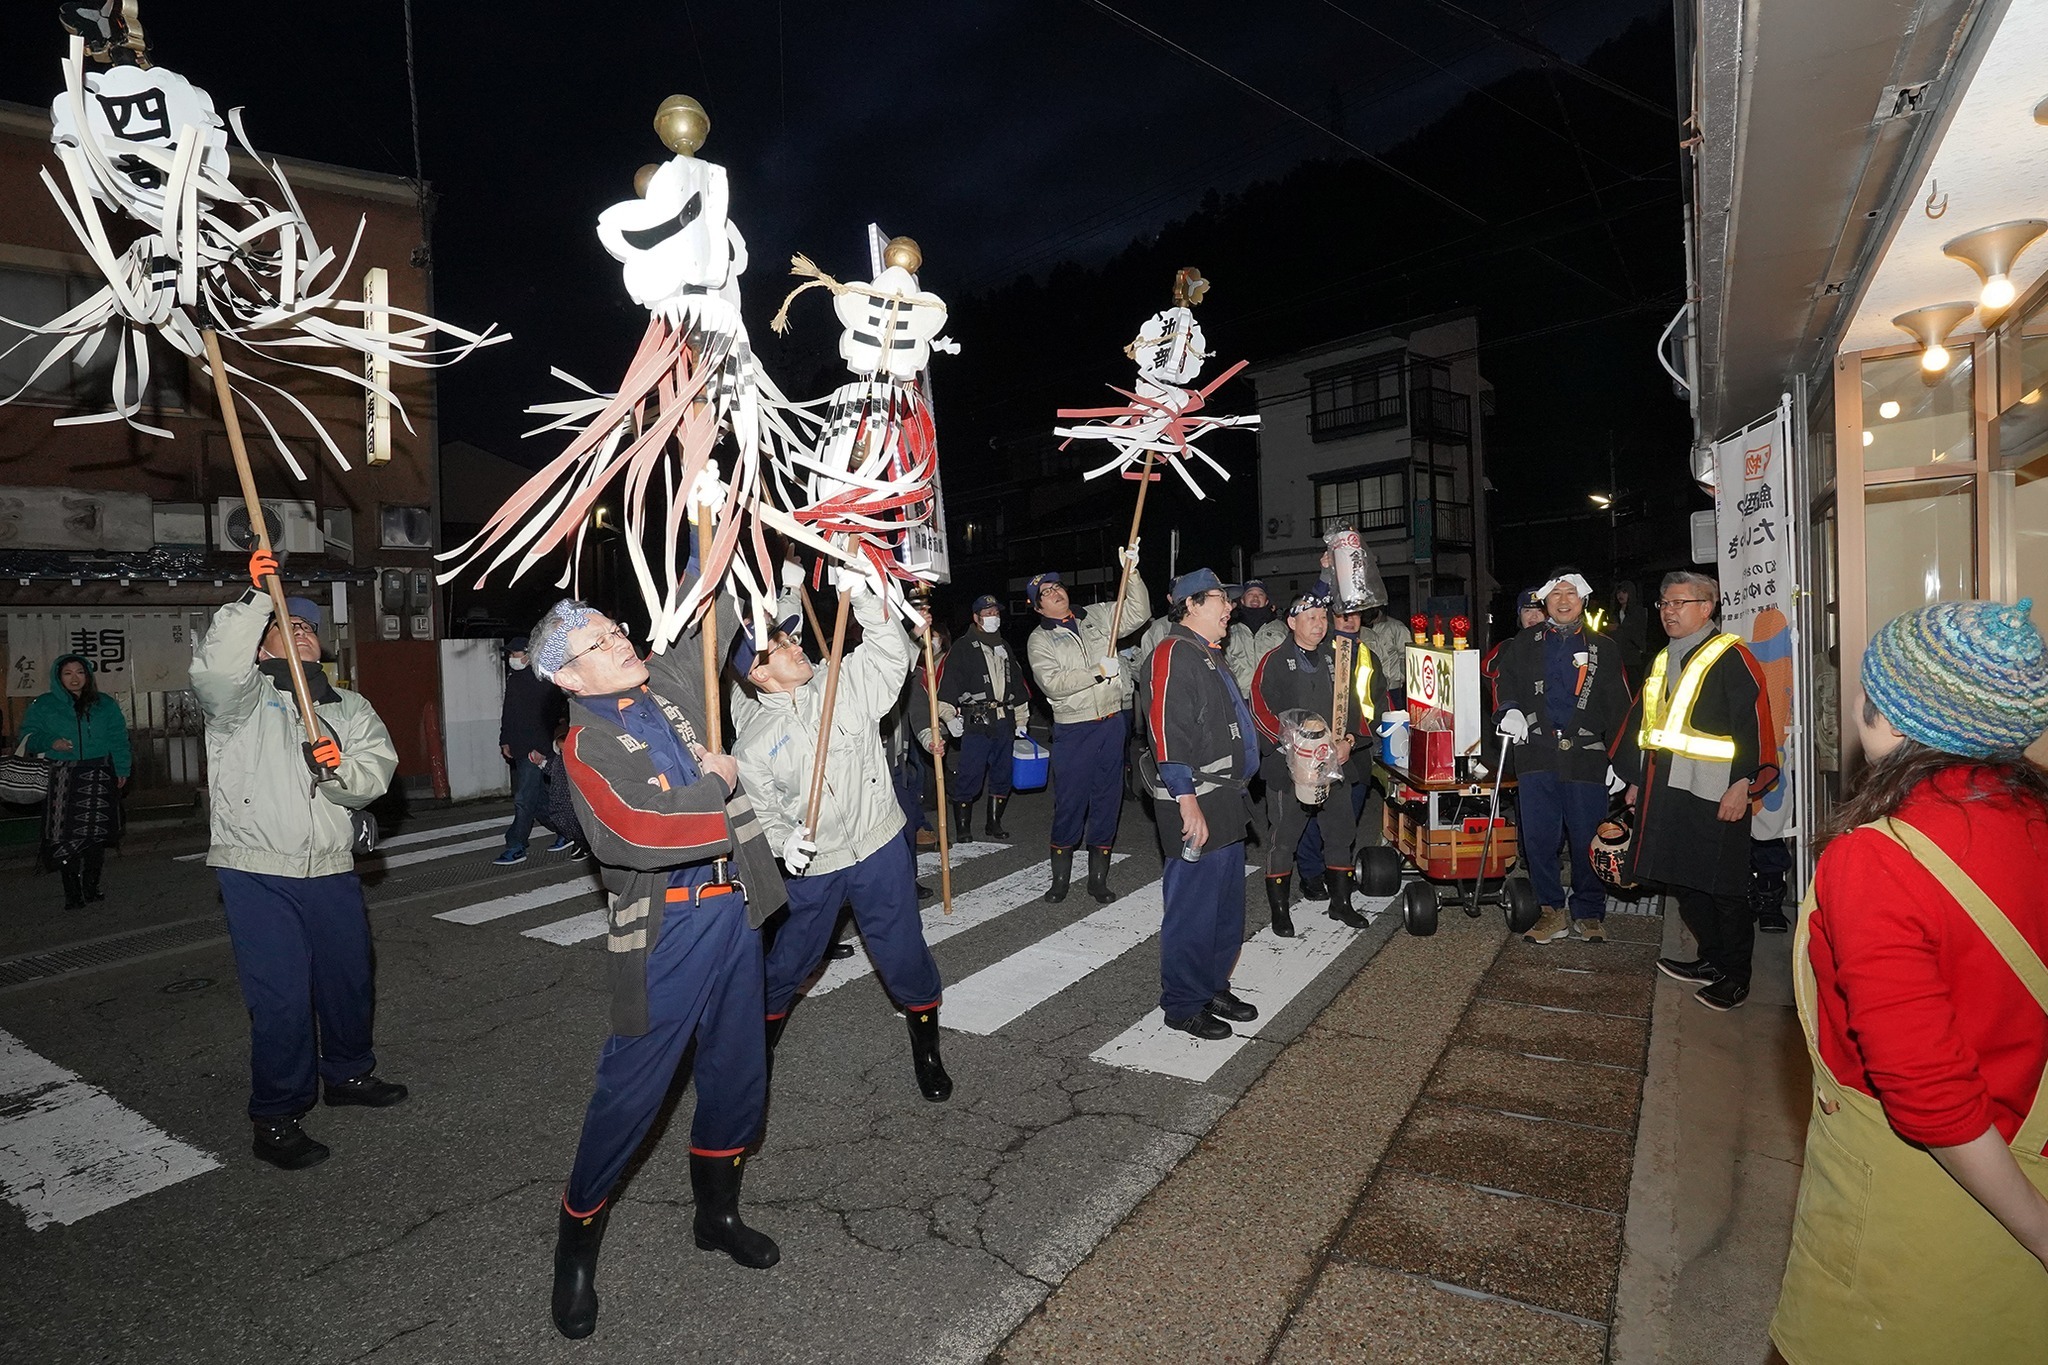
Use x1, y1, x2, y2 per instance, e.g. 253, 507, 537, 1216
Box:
436, 96, 842, 653
0, 27, 505, 477
1051, 267, 1258, 499
768, 239, 957, 621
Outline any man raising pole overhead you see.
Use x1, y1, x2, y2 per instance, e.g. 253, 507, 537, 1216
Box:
1026, 556, 1148, 904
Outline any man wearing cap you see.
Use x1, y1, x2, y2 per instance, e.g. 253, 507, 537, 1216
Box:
733, 569, 952, 1103
496, 634, 569, 865
1137, 568, 1261, 1039
1611, 571, 1779, 1011
191, 555, 403, 1173
939, 594, 1029, 841
1025, 543, 1148, 903
531, 574, 789, 1340
1250, 590, 1375, 936
1493, 570, 1632, 946
1224, 579, 1278, 691
1484, 587, 1548, 710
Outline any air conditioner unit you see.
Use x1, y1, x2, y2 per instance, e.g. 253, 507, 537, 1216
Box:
215, 498, 322, 554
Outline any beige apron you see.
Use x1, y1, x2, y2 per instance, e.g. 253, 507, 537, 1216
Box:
1771, 818, 2048, 1364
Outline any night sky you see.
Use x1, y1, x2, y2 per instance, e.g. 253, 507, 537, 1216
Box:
0, 0, 1693, 606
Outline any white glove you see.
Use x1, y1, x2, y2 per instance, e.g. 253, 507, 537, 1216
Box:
1496, 709, 1530, 743
945, 714, 964, 738
829, 561, 879, 596
688, 469, 727, 516
1119, 537, 1140, 569
780, 827, 817, 875
780, 558, 805, 590
1097, 655, 1122, 680
1606, 765, 1626, 795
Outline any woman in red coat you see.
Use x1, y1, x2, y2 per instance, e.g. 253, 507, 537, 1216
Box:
1772, 598, 2048, 1364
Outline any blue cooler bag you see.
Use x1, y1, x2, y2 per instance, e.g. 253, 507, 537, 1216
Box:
1011, 735, 1050, 791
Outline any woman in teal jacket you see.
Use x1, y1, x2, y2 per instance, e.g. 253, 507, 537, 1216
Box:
18, 654, 131, 907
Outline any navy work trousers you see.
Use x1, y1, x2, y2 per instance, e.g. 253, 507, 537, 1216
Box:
218, 868, 377, 1119
765, 834, 941, 1018
1158, 839, 1247, 1019
1049, 713, 1126, 851
1518, 768, 1610, 920
953, 723, 1015, 804
504, 758, 552, 855
564, 886, 765, 1212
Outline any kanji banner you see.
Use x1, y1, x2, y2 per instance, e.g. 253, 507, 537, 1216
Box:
1712, 398, 1796, 841
7, 612, 199, 697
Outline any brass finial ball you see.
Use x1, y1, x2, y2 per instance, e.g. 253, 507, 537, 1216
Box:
633, 163, 659, 197
883, 236, 923, 273
654, 95, 710, 156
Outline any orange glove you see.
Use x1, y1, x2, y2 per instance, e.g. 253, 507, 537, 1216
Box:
309, 737, 342, 772
249, 549, 278, 588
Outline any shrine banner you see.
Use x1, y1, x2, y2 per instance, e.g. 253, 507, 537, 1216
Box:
1712, 398, 1796, 841
7, 612, 199, 697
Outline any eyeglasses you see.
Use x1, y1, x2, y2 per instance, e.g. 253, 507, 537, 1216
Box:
285, 618, 319, 636
559, 623, 629, 671
1656, 597, 1713, 610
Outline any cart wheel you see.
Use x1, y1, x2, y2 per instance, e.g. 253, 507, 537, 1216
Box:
1401, 881, 1439, 937
1503, 877, 1541, 934
1357, 846, 1403, 898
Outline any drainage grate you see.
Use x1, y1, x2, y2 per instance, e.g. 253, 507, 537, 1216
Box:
0, 916, 226, 988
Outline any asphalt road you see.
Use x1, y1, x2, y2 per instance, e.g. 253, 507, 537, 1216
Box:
0, 789, 1398, 1364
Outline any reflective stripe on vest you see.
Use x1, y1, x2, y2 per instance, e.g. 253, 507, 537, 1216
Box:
1640, 634, 1740, 760
1354, 646, 1375, 726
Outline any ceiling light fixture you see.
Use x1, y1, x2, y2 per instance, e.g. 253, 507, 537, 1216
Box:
1862, 430, 1874, 447
1879, 400, 1901, 419
1892, 302, 1975, 372
1942, 219, 2048, 315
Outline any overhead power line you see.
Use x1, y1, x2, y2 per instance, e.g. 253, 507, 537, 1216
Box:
1411, 0, 1673, 119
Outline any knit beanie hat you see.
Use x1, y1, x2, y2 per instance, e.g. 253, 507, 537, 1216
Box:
1861, 598, 2048, 758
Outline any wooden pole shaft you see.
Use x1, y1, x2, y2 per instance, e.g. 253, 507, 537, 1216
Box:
796, 562, 827, 646
696, 515, 721, 753
200, 328, 327, 764
802, 587, 852, 835
1106, 451, 1155, 644
922, 625, 952, 913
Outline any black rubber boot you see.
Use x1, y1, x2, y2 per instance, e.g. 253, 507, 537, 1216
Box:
81, 847, 105, 902
1326, 868, 1368, 928
251, 1115, 329, 1170
1085, 847, 1114, 904
985, 796, 1011, 839
1298, 874, 1331, 902
1044, 847, 1073, 903
1266, 875, 1296, 938
58, 860, 85, 910
551, 1200, 610, 1339
689, 1152, 780, 1269
906, 1005, 953, 1101
951, 802, 975, 846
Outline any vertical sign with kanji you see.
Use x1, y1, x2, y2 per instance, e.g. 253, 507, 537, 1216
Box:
1714, 400, 1796, 840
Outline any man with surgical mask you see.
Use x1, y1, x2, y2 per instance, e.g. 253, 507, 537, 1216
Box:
497, 635, 569, 865
938, 595, 1030, 841
1491, 569, 1631, 945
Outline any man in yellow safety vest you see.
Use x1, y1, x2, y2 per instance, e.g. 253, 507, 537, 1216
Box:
1610, 571, 1780, 1012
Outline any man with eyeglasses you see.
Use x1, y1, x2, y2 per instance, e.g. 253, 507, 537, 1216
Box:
1136, 569, 1261, 1040
1611, 571, 1780, 1012
1491, 570, 1632, 945
528, 578, 788, 1340
191, 554, 403, 1174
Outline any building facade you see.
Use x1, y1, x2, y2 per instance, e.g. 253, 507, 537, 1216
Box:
1248, 310, 1494, 631
0, 100, 451, 802
1677, 0, 2048, 868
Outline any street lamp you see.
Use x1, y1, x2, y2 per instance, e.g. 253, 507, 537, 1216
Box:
1588, 493, 1613, 508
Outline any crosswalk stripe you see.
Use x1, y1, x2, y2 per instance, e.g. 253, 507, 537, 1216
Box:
434, 873, 602, 925
0, 1027, 220, 1231
174, 816, 512, 863
522, 910, 608, 945
360, 835, 504, 872
916, 841, 1003, 877
805, 854, 1133, 1000
1088, 895, 1394, 1081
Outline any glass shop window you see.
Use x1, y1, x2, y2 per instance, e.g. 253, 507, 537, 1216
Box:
1860, 349, 1972, 473
1864, 476, 1975, 630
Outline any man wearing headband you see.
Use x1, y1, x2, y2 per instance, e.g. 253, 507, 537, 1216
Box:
732, 568, 952, 1104
1136, 569, 1260, 1040
1493, 569, 1632, 946
1024, 543, 1149, 904
1249, 590, 1373, 936
530, 572, 788, 1340
939, 593, 1030, 842
1612, 571, 1779, 1011
191, 558, 402, 1174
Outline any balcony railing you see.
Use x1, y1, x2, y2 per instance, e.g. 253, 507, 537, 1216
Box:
1313, 504, 1406, 539
1309, 394, 1404, 441
1408, 384, 1471, 441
